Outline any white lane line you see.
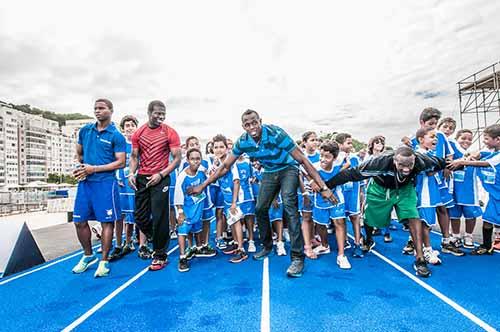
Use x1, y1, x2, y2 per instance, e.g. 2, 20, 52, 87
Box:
62, 245, 179, 332
348, 234, 497, 332
0, 244, 100, 286
260, 257, 270, 332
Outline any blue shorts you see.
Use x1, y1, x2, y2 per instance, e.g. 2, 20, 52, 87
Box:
343, 190, 361, 216
449, 204, 482, 219
177, 221, 203, 236
202, 206, 215, 221
418, 207, 436, 227
439, 187, 455, 208
73, 180, 121, 223
210, 185, 224, 209
312, 204, 345, 225
240, 201, 256, 216
483, 198, 500, 226
269, 203, 283, 222
119, 192, 135, 224
298, 194, 312, 213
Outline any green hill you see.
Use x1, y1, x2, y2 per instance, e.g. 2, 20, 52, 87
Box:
13, 104, 92, 127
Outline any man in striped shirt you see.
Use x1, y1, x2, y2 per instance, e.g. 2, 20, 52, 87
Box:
129, 100, 181, 271
188, 109, 335, 277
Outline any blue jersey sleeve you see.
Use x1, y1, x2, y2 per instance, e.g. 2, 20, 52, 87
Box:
113, 132, 127, 153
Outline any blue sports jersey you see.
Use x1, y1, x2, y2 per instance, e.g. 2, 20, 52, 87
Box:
116, 141, 134, 194
251, 166, 263, 199
180, 156, 210, 173
218, 164, 240, 205
478, 151, 500, 201
415, 149, 443, 207
305, 151, 320, 164
341, 153, 362, 193
449, 140, 480, 206
313, 161, 344, 209
411, 130, 453, 159
174, 169, 208, 224
236, 158, 254, 202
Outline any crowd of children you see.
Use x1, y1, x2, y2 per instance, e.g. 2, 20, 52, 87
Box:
87, 105, 500, 278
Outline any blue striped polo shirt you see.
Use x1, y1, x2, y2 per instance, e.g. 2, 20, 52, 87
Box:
78, 122, 126, 182
232, 124, 299, 173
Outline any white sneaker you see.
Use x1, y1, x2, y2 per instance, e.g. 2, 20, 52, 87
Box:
276, 241, 287, 256
248, 240, 257, 253
336, 255, 351, 269
424, 247, 441, 265
463, 234, 474, 249
283, 229, 290, 242
313, 244, 331, 255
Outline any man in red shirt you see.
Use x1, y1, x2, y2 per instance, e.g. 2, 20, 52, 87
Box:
129, 100, 181, 271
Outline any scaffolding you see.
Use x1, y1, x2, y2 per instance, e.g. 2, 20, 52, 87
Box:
458, 62, 500, 149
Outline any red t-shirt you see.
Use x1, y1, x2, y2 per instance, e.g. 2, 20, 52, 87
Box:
131, 123, 181, 175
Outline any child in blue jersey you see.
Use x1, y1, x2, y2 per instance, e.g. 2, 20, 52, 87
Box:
237, 154, 257, 253
406, 107, 464, 256
269, 193, 287, 256
174, 148, 209, 272
335, 133, 364, 258
448, 129, 481, 249
182, 136, 217, 259
448, 124, 500, 255
212, 134, 248, 263
299, 131, 320, 259
415, 128, 444, 266
112, 116, 152, 260
312, 142, 351, 269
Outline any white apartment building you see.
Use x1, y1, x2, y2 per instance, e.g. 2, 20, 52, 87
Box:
62, 119, 92, 139
0, 102, 79, 189
0, 104, 20, 187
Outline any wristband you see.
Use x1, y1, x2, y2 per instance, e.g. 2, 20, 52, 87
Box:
159, 172, 165, 179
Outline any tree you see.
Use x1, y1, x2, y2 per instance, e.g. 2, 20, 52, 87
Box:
319, 132, 367, 152
13, 104, 92, 127
47, 173, 77, 185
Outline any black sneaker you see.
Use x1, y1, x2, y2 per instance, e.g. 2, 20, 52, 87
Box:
441, 242, 465, 256
196, 245, 217, 258
109, 246, 123, 261
121, 243, 134, 256
402, 239, 415, 255
373, 228, 382, 236
470, 245, 494, 256
362, 238, 375, 252
402, 223, 410, 232
253, 247, 273, 261
178, 257, 189, 272
229, 249, 248, 263
185, 247, 197, 261
138, 245, 153, 260
413, 258, 431, 278
222, 243, 238, 255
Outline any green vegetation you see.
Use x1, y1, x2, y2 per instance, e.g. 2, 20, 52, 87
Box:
319, 132, 367, 152
47, 173, 78, 185
14, 104, 92, 127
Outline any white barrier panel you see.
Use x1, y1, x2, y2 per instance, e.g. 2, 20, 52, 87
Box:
0, 220, 45, 278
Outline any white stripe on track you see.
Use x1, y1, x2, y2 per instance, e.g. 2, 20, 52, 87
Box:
260, 257, 270, 332
0, 244, 100, 286
62, 245, 179, 332
348, 234, 497, 332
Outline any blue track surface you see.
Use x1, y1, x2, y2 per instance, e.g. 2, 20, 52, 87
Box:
0, 223, 499, 332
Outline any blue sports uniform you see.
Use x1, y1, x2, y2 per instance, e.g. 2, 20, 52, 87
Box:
312, 161, 345, 225
116, 140, 135, 224
251, 166, 263, 201
269, 193, 283, 222
415, 148, 445, 226
208, 156, 225, 209
218, 164, 241, 221
298, 150, 320, 213
477, 151, 500, 225
174, 169, 208, 235
448, 140, 482, 219
73, 122, 126, 223
340, 152, 363, 216
236, 157, 256, 216
412, 130, 454, 207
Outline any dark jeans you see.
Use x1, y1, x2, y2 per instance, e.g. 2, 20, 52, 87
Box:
255, 166, 304, 260
134, 175, 171, 254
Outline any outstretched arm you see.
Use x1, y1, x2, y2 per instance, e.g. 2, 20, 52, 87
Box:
187, 153, 238, 195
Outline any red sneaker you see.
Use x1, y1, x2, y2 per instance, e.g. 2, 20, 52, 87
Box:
149, 257, 167, 271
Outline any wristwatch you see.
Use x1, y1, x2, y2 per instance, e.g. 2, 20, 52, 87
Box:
320, 185, 329, 192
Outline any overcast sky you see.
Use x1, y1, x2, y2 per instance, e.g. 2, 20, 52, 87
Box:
1, 0, 499, 145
